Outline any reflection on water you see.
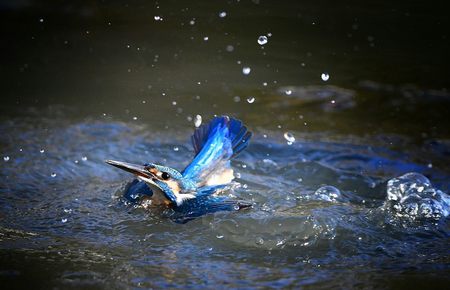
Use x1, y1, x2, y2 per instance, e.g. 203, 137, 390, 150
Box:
1, 0, 450, 288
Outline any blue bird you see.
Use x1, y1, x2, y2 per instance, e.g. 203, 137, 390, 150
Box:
106, 116, 252, 222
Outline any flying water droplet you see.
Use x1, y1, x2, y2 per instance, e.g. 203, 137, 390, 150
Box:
3, 156, 10, 162
219, 11, 227, 18
61, 218, 68, 223
216, 235, 224, 239
81, 156, 88, 161
285, 89, 292, 95
242, 67, 251, 75
173, 147, 179, 151
203, 36, 209, 41
154, 16, 162, 21
284, 132, 295, 144
51, 172, 56, 178
226, 45, 234, 52
40, 149, 45, 154
194, 115, 202, 127
257, 35, 268, 45
246, 97, 255, 103
321, 73, 330, 81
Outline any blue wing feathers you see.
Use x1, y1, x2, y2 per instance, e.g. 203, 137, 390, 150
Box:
182, 115, 252, 185
190, 116, 251, 159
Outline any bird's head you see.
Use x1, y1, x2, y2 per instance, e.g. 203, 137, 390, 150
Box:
106, 160, 196, 206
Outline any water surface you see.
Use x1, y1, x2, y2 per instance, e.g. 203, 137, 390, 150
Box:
1, 1, 450, 289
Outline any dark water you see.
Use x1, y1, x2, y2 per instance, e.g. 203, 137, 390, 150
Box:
1, 1, 450, 289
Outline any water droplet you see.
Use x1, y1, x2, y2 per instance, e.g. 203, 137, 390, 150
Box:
242, 67, 251, 75
226, 45, 234, 52
203, 36, 209, 41
172, 101, 177, 106
189, 19, 195, 25
263, 82, 268, 86
39, 18, 44, 23
51, 172, 56, 178
285, 89, 292, 95
40, 149, 45, 154
133, 116, 138, 120
284, 132, 296, 144
154, 16, 161, 21
246, 97, 255, 103
81, 156, 88, 161
173, 147, 179, 151
257, 35, 268, 45
61, 218, 68, 223
321, 73, 330, 81
216, 234, 224, 239
219, 11, 227, 18
256, 237, 264, 245
194, 115, 202, 127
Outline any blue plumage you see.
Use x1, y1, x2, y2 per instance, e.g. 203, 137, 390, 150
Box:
107, 115, 252, 222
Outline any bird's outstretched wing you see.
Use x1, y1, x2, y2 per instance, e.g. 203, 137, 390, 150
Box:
182, 116, 251, 187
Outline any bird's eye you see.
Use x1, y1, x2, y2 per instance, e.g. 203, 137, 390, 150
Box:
161, 172, 171, 180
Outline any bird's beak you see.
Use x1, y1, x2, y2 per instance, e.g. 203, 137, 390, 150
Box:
105, 160, 153, 179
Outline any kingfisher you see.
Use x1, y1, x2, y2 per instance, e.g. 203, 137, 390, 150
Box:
106, 115, 252, 222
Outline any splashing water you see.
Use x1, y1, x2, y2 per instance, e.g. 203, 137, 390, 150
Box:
385, 172, 450, 220
194, 114, 202, 127
283, 132, 295, 144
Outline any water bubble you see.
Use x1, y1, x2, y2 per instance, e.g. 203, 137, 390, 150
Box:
133, 116, 138, 120
154, 16, 162, 21
314, 185, 341, 202
40, 149, 45, 154
173, 147, 179, 152
61, 218, 68, 223
81, 156, 88, 161
39, 18, 44, 23
242, 67, 251, 75
321, 73, 330, 81
246, 97, 255, 103
203, 36, 209, 41
3, 156, 10, 162
283, 132, 295, 144
285, 89, 292, 95
257, 35, 268, 45
219, 11, 227, 18
51, 172, 56, 178
189, 19, 195, 25
194, 115, 202, 127
172, 101, 177, 106
216, 235, 224, 239
386, 172, 449, 219
263, 82, 268, 86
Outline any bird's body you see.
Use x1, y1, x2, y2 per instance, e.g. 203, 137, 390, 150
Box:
106, 116, 252, 221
